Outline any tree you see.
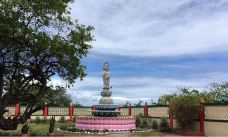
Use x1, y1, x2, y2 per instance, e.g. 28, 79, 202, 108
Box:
134, 100, 143, 107
123, 101, 130, 107
158, 87, 199, 105
158, 94, 177, 105
0, 0, 94, 130
209, 82, 228, 97
29, 85, 72, 106
73, 102, 82, 107
206, 82, 228, 104
51, 86, 72, 106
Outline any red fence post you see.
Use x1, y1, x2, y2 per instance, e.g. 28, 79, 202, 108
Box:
146, 102, 149, 117
169, 112, 174, 129
69, 103, 73, 121
15, 103, 20, 116
168, 104, 174, 129
144, 102, 148, 117
43, 103, 48, 120
128, 103, 131, 116
91, 105, 96, 110
199, 101, 205, 135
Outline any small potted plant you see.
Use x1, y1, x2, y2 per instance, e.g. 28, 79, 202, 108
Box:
47, 116, 55, 136
21, 123, 30, 137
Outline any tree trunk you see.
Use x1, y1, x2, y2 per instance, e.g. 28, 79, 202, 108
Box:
0, 104, 43, 130
0, 63, 3, 99
0, 63, 5, 125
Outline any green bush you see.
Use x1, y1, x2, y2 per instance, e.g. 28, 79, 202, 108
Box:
68, 127, 77, 132
151, 120, 158, 130
34, 116, 41, 124
29, 129, 37, 136
159, 118, 169, 132
104, 129, 109, 133
60, 125, 68, 131
59, 116, 65, 123
40, 118, 47, 123
136, 117, 141, 128
141, 118, 149, 128
49, 116, 55, 133
21, 124, 30, 134
136, 113, 143, 127
147, 119, 152, 127
69, 123, 75, 128
169, 95, 200, 130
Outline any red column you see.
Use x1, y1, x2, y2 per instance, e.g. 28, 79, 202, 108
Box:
168, 104, 174, 129
69, 103, 73, 121
43, 103, 48, 120
169, 112, 174, 129
15, 103, 20, 116
128, 103, 131, 116
199, 102, 205, 135
91, 105, 96, 110
144, 102, 148, 117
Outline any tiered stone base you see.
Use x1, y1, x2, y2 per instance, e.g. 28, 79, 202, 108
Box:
75, 116, 136, 131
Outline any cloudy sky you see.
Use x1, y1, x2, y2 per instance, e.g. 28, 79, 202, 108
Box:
53, 0, 228, 106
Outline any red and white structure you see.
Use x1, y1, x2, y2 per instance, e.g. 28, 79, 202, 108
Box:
75, 116, 136, 131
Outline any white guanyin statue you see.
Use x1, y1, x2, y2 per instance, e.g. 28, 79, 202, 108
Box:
99, 62, 113, 104
103, 62, 110, 89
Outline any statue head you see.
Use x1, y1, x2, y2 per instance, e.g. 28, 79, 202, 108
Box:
103, 62, 109, 71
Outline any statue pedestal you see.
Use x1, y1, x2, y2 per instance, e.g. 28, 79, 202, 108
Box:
99, 88, 113, 104
99, 97, 114, 104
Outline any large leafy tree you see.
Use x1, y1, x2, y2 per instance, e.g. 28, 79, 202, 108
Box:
205, 82, 228, 104
0, 0, 94, 130
134, 100, 143, 107
158, 83, 228, 105
158, 87, 199, 105
43, 86, 72, 106
27, 85, 72, 106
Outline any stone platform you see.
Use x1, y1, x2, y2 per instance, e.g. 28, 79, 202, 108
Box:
75, 116, 136, 131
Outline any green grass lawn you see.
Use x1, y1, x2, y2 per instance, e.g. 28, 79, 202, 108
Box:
0, 122, 172, 136
0, 122, 71, 136
0, 121, 106, 136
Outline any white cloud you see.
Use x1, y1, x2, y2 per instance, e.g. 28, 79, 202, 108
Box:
70, 0, 228, 57
53, 0, 228, 105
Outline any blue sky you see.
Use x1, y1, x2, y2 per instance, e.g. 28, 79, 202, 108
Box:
52, 0, 228, 105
